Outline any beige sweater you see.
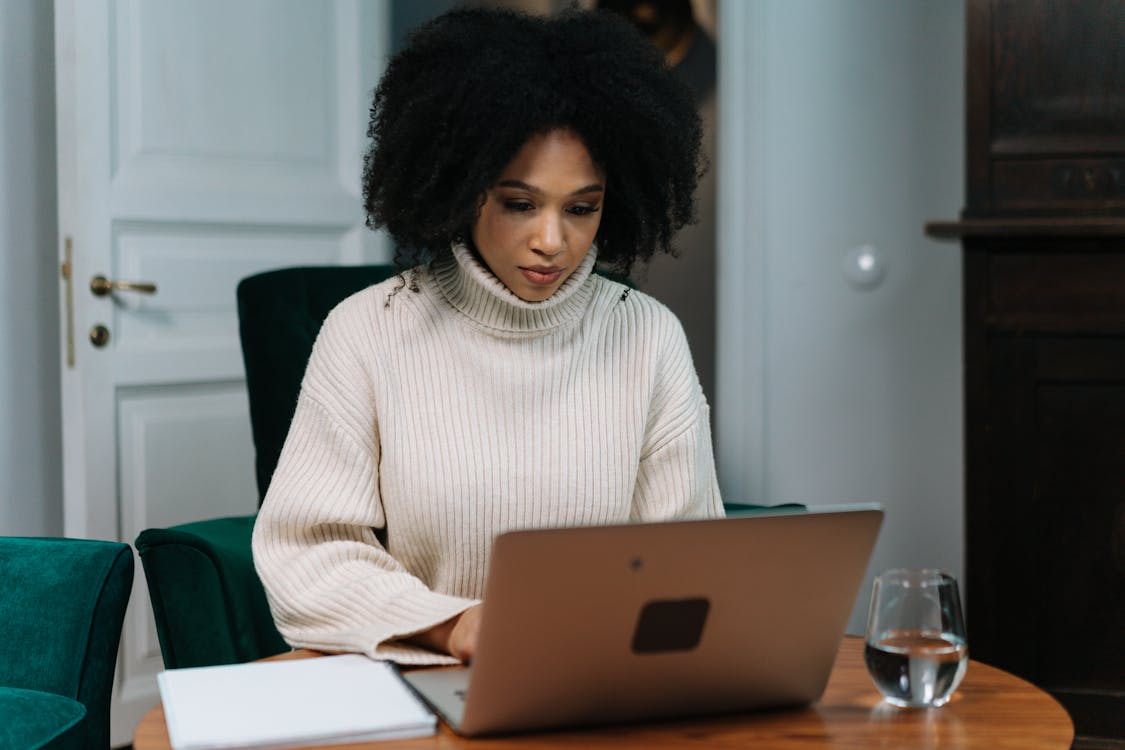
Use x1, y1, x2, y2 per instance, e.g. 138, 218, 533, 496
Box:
252, 244, 723, 664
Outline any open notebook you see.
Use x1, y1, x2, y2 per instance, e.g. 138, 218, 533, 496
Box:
157, 654, 435, 750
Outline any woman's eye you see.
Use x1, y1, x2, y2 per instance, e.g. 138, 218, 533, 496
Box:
504, 200, 535, 212
568, 205, 601, 217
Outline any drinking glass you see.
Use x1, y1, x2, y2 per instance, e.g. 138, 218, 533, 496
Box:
864, 569, 968, 708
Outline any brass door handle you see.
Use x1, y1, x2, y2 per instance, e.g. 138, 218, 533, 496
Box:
90, 275, 157, 297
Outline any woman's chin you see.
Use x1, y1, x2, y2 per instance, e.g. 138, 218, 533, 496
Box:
511, 286, 556, 303
506, 274, 569, 302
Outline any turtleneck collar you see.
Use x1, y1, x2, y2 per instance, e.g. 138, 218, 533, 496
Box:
430, 242, 598, 335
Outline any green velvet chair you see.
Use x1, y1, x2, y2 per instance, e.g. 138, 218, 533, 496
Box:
136, 265, 397, 670
0, 537, 133, 750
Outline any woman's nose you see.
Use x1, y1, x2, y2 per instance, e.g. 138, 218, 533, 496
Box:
532, 213, 563, 256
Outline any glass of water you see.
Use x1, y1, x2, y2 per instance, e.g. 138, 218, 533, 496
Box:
864, 569, 968, 708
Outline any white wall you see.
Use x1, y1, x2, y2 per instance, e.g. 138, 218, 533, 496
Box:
717, 0, 966, 632
0, 0, 62, 536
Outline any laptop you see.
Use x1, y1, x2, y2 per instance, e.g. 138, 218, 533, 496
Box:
402, 505, 883, 736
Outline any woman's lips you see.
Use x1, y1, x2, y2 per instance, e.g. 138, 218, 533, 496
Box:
519, 266, 564, 285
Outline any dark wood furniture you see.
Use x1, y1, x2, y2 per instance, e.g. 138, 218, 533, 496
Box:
134, 637, 1073, 749
926, 2, 1125, 747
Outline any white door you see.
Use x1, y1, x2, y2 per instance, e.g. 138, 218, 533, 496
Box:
54, 1, 389, 742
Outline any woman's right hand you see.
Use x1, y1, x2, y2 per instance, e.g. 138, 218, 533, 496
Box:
408, 604, 483, 662
445, 604, 482, 661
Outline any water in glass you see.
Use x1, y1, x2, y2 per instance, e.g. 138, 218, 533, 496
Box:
864, 629, 968, 707
865, 569, 968, 708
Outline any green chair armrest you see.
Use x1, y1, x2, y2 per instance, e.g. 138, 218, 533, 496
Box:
136, 515, 288, 669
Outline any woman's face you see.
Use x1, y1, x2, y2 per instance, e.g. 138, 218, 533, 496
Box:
471, 129, 605, 302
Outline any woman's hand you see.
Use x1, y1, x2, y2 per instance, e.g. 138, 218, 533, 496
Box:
408, 604, 483, 662
445, 605, 482, 661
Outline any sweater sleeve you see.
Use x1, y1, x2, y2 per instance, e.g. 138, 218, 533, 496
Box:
251, 306, 477, 665
630, 314, 724, 521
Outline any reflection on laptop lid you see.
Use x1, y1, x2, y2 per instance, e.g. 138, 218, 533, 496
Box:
404, 505, 883, 737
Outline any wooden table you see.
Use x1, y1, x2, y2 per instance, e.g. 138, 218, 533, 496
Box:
135, 637, 1074, 749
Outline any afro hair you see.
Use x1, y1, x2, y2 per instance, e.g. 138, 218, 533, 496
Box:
362, 7, 704, 276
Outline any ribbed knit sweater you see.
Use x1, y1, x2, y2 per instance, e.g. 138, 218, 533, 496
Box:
252, 244, 723, 664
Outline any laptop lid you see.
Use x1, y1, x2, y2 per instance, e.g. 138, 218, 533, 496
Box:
405, 505, 883, 736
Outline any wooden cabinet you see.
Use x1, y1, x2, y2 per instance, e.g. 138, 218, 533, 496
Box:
929, 2, 1125, 747
959, 239, 1125, 747
963, 0, 1125, 217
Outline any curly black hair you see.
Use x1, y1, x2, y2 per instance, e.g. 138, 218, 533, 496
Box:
362, 7, 703, 276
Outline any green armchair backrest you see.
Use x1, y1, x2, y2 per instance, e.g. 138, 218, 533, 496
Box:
137, 264, 396, 671
0, 537, 133, 750
239, 265, 398, 502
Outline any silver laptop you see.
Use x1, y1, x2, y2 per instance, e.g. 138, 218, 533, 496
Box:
402, 505, 883, 736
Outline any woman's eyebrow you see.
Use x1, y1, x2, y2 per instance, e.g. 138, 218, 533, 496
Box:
496, 179, 604, 196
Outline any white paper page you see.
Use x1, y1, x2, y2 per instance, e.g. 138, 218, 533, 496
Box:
158, 654, 436, 750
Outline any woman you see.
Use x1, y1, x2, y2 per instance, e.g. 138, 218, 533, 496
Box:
252, 7, 722, 666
